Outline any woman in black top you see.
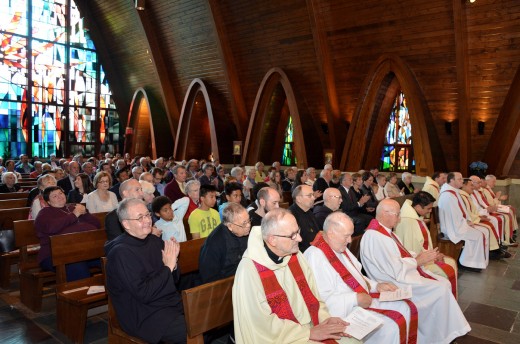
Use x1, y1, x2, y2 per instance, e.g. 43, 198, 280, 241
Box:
67, 173, 94, 204
0, 172, 21, 193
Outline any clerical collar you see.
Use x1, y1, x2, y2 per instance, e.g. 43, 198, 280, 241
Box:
263, 241, 284, 264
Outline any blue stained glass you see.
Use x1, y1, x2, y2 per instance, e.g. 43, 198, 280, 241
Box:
380, 91, 414, 172
0, 0, 120, 158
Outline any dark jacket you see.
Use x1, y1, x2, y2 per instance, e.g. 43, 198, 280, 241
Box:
164, 179, 185, 203
397, 180, 414, 195
198, 223, 248, 284
0, 183, 21, 193
288, 203, 320, 252
105, 209, 125, 241
313, 205, 333, 229
57, 176, 75, 197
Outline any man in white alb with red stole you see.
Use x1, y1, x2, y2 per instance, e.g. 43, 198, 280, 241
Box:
460, 179, 507, 260
422, 172, 446, 206
483, 175, 518, 245
394, 192, 458, 297
305, 212, 414, 344
232, 208, 359, 343
361, 199, 471, 344
470, 176, 516, 247
438, 172, 490, 270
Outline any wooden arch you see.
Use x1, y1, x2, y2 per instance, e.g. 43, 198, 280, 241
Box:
242, 67, 307, 168
174, 78, 220, 161
340, 54, 444, 175
124, 88, 157, 158
484, 66, 520, 176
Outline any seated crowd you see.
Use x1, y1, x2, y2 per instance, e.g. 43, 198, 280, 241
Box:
0, 152, 518, 343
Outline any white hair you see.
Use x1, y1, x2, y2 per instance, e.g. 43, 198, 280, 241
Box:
401, 172, 412, 181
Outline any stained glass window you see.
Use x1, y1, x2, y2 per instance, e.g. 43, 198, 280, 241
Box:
282, 116, 296, 166
0, 0, 119, 159
380, 91, 415, 172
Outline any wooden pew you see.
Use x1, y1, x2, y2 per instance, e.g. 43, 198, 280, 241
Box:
392, 194, 415, 207
0, 207, 31, 289
349, 233, 363, 261
430, 207, 463, 260
18, 181, 37, 189
51, 229, 107, 343
182, 276, 234, 343
183, 217, 193, 241
15, 219, 55, 312
0, 198, 28, 210
0, 192, 29, 200
279, 201, 289, 209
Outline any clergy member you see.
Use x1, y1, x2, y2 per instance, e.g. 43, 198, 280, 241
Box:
438, 172, 490, 271
232, 208, 358, 343
289, 184, 321, 252
305, 212, 414, 344
394, 191, 458, 297
360, 199, 471, 344
422, 171, 446, 206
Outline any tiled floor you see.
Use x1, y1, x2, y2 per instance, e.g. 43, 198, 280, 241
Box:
0, 246, 519, 343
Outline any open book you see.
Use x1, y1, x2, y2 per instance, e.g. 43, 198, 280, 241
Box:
343, 307, 384, 340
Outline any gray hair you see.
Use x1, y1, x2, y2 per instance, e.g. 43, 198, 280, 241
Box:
37, 174, 57, 189
401, 172, 412, 181
222, 202, 246, 225
261, 208, 293, 240
171, 164, 186, 175
1, 171, 18, 184
117, 198, 146, 223
323, 212, 353, 233
485, 174, 496, 181
291, 184, 305, 200
306, 167, 315, 175
139, 180, 155, 195
185, 179, 201, 193
132, 166, 143, 174
230, 166, 243, 178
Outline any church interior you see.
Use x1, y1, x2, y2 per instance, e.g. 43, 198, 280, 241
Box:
1, 0, 520, 343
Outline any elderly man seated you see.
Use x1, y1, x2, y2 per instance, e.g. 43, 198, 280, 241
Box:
233, 208, 357, 343
305, 212, 413, 344
361, 199, 470, 343
313, 188, 343, 229
105, 198, 186, 343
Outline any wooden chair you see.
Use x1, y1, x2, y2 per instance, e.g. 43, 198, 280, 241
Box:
348, 233, 363, 261
430, 207, 463, 260
91, 211, 108, 230
101, 257, 146, 344
51, 229, 107, 343
182, 276, 235, 344
15, 219, 55, 312
0, 198, 28, 210
0, 207, 31, 289
0, 192, 29, 201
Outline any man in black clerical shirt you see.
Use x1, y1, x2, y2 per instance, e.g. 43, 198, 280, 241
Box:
288, 184, 320, 252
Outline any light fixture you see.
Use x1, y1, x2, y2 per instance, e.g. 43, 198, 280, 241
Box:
469, 0, 476, 3
478, 121, 485, 135
135, 0, 145, 11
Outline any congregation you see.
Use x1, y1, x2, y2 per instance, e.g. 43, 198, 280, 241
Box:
0, 152, 518, 344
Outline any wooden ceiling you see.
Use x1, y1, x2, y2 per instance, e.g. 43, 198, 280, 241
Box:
78, 0, 520, 175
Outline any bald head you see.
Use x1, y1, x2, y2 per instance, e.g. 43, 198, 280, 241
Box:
323, 187, 342, 211
376, 199, 401, 229
323, 212, 354, 253
120, 178, 144, 200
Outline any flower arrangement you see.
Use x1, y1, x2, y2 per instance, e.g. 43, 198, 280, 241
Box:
469, 161, 488, 177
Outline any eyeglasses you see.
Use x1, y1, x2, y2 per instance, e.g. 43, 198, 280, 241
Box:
302, 193, 315, 198
273, 228, 301, 240
231, 219, 251, 228
126, 212, 152, 223
329, 195, 341, 199
385, 210, 400, 217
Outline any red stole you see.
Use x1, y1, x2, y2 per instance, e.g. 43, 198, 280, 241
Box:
417, 220, 457, 298
253, 254, 338, 344
311, 232, 417, 344
432, 184, 439, 192
460, 192, 501, 242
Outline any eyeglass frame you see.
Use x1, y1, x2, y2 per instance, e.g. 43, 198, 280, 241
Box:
125, 212, 152, 223
272, 228, 301, 240
230, 218, 252, 228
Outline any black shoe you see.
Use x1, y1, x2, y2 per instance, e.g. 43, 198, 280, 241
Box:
459, 265, 482, 273
502, 249, 512, 258
490, 249, 505, 260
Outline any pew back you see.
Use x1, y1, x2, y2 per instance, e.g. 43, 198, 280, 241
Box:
182, 276, 234, 342
0, 192, 29, 200
0, 198, 28, 209
178, 238, 206, 275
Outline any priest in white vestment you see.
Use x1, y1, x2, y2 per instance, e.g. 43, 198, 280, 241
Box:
394, 192, 458, 296
305, 212, 412, 344
483, 175, 518, 246
361, 199, 471, 344
437, 172, 490, 270
422, 172, 446, 206
233, 208, 359, 344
